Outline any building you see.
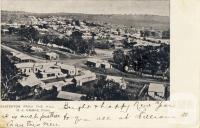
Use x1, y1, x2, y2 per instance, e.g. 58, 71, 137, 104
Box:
57, 63, 79, 76
15, 63, 35, 75
148, 83, 166, 100
30, 46, 43, 52
15, 61, 80, 79
12, 52, 35, 63
74, 70, 96, 86
57, 91, 86, 101
1, 29, 9, 34
37, 67, 65, 80
140, 29, 170, 39
106, 75, 127, 89
86, 58, 112, 69
18, 73, 43, 87
45, 52, 59, 60
14, 62, 57, 75
41, 78, 73, 91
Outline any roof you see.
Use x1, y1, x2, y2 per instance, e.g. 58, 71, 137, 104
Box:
15, 62, 57, 69
57, 91, 86, 101
15, 62, 34, 69
87, 58, 109, 64
87, 58, 102, 63
39, 67, 62, 74
42, 77, 67, 84
74, 72, 96, 81
18, 74, 42, 87
148, 83, 165, 93
57, 63, 75, 70
106, 75, 124, 83
34, 62, 57, 67
14, 53, 33, 60
46, 52, 58, 56
31, 46, 43, 51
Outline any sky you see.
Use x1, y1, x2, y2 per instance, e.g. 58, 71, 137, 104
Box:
1, 0, 169, 16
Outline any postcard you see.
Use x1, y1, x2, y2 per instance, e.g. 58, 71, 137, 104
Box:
0, 0, 199, 128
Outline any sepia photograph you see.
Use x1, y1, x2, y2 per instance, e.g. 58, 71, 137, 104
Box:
1, 0, 170, 101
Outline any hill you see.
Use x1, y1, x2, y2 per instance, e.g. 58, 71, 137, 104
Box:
1, 10, 169, 30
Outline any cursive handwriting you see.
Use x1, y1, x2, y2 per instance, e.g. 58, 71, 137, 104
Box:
0, 101, 189, 128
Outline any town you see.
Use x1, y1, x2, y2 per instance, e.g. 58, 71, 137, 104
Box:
1, 10, 170, 101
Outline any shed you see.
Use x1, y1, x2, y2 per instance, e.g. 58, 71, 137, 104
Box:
57, 91, 86, 101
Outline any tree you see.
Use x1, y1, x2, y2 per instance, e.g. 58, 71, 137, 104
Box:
69, 31, 92, 54
92, 78, 129, 100
19, 26, 40, 43
113, 49, 126, 71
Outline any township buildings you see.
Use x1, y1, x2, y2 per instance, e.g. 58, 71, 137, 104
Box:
15, 61, 96, 90
7, 49, 97, 94
86, 58, 112, 69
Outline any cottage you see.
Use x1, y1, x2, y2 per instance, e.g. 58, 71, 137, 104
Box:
37, 67, 65, 80
45, 52, 59, 60
15, 63, 35, 75
86, 58, 101, 67
1, 29, 9, 34
14, 62, 57, 75
12, 53, 35, 63
57, 63, 79, 76
106, 75, 126, 89
18, 73, 43, 87
30, 46, 43, 52
41, 78, 73, 91
74, 71, 96, 86
57, 91, 86, 101
148, 83, 166, 99
86, 58, 112, 69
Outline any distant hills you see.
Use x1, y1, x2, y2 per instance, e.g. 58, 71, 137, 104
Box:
1, 10, 169, 30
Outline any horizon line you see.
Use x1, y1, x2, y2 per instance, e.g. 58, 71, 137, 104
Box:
1, 10, 169, 17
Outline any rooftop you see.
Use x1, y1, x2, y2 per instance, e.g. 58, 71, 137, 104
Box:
106, 75, 125, 84
148, 83, 165, 93
14, 53, 33, 60
57, 91, 86, 101
15, 62, 34, 68
18, 73, 42, 87
42, 77, 69, 84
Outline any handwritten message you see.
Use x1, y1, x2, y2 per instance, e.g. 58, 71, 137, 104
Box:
0, 101, 194, 128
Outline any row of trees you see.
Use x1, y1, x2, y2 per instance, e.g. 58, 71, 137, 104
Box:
113, 44, 170, 78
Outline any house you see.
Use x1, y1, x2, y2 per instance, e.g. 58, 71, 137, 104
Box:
37, 66, 65, 80
74, 70, 96, 86
14, 62, 57, 75
18, 73, 44, 87
106, 75, 127, 89
33, 62, 57, 73
86, 58, 112, 69
57, 63, 79, 76
101, 61, 112, 69
86, 58, 101, 67
45, 52, 59, 60
12, 53, 35, 63
41, 78, 73, 91
1, 29, 9, 34
57, 91, 86, 101
15, 63, 35, 75
30, 46, 43, 52
148, 83, 166, 100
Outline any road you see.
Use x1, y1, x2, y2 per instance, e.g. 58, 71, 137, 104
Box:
95, 73, 169, 84
2, 44, 88, 65
1, 44, 46, 62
